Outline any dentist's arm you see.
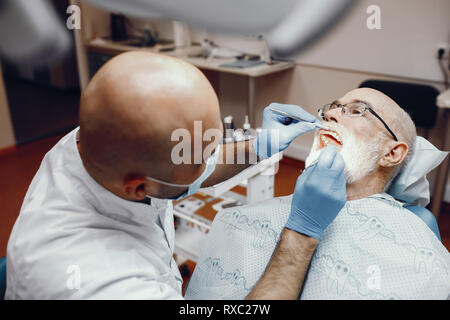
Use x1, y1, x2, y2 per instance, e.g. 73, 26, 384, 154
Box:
246, 228, 318, 300
203, 103, 319, 187
247, 146, 346, 300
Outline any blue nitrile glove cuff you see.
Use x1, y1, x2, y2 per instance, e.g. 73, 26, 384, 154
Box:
285, 208, 323, 240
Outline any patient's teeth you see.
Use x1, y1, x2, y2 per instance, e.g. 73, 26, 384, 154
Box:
319, 130, 342, 145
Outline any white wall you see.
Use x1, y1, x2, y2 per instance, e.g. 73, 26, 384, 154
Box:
295, 0, 450, 82
202, 0, 450, 201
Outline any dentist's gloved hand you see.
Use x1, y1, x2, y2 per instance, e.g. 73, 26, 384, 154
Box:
285, 146, 346, 240
254, 103, 320, 159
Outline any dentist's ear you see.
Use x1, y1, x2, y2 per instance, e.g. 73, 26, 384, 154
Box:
123, 177, 157, 200
379, 141, 408, 168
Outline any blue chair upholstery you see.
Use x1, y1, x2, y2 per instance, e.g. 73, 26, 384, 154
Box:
406, 206, 441, 241
0, 256, 6, 300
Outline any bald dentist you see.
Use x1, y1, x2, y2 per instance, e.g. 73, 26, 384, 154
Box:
6, 51, 346, 299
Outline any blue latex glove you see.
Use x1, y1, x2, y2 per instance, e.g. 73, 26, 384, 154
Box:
254, 103, 320, 159
285, 146, 347, 239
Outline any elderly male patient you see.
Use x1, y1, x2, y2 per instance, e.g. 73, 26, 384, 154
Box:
185, 88, 450, 300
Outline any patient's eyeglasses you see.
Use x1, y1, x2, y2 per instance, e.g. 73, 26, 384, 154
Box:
318, 100, 398, 141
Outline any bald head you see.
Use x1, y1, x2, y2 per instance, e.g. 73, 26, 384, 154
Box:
339, 88, 416, 152
79, 52, 222, 188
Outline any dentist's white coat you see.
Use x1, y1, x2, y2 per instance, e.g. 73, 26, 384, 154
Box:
6, 128, 183, 299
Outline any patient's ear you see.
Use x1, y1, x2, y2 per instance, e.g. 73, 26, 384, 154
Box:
379, 141, 408, 168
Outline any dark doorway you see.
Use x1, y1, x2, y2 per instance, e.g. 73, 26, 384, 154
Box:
1, 0, 80, 145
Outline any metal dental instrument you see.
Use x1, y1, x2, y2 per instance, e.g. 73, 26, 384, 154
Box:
304, 159, 320, 170
269, 107, 326, 129
268, 106, 326, 172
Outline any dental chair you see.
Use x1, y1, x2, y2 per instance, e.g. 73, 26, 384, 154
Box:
359, 80, 439, 139
406, 206, 441, 241
0, 256, 6, 300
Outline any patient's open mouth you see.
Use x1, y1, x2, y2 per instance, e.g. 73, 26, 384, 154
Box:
318, 129, 343, 149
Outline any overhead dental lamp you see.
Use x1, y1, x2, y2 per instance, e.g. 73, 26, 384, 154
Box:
0, 0, 355, 66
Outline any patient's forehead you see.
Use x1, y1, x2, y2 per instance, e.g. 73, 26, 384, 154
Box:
338, 88, 399, 121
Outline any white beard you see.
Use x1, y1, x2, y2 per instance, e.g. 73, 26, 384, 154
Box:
305, 124, 383, 184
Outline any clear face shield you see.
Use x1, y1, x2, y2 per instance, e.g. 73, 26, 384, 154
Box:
145, 144, 221, 200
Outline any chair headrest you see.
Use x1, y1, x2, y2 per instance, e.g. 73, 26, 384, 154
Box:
387, 136, 448, 206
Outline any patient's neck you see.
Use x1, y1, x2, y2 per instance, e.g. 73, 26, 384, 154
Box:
346, 171, 386, 201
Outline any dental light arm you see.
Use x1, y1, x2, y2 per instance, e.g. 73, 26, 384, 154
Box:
85, 0, 356, 58
0, 0, 355, 66
0, 0, 72, 67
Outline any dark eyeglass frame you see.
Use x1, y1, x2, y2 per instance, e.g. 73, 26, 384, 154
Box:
318, 100, 398, 141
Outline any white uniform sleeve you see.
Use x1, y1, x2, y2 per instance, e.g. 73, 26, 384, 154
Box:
82, 276, 184, 300
58, 243, 185, 300
7, 217, 185, 300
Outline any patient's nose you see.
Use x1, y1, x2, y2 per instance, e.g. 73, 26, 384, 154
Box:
324, 108, 340, 123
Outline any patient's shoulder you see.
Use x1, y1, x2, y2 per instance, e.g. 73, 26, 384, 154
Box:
333, 193, 444, 250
